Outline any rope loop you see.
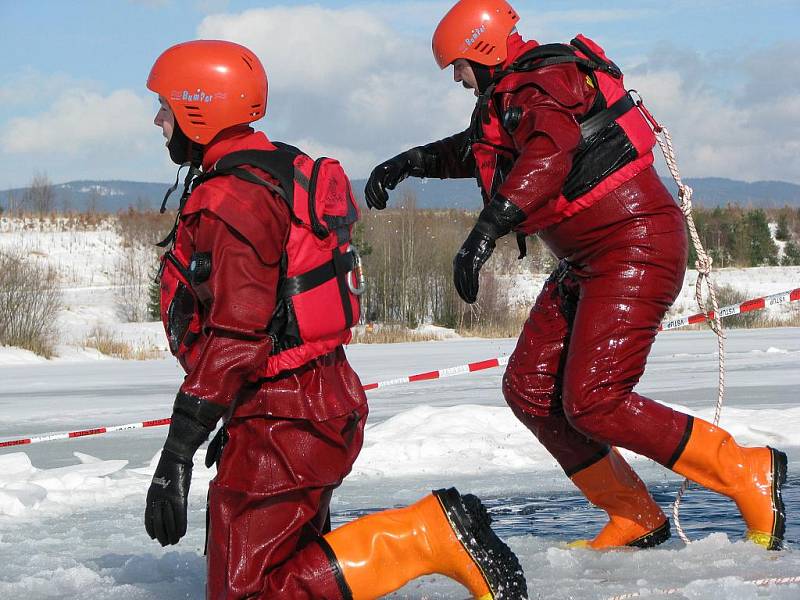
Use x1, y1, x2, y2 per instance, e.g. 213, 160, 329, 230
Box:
651, 121, 727, 544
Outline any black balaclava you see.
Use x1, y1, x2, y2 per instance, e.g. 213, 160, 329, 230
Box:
470, 61, 494, 95
166, 120, 204, 167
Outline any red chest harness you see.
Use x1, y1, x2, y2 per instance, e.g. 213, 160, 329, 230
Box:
158, 142, 364, 378
470, 35, 657, 226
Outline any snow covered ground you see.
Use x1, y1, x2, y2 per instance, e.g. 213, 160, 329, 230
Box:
1, 329, 799, 599
1, 218, 798, 597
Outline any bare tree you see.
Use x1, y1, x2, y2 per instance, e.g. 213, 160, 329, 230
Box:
356, 199, 539, 335
0, 250, 63, 357
87, 188, 100, 214
112, 209, 172, 322
4, 191, 16, 215
23, 172, 55, 215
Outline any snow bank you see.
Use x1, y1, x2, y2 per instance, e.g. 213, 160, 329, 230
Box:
0, 452, 131, 517
0, 450, 217, 519
508, 264, 800, 317
349, 401, 800, 482
351, 404, 556, 478
5, 399, 798, 519
1, 216, 798, 365
0, 331, 798, 598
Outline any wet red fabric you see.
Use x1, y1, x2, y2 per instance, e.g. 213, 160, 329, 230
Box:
503, 167, 691, 471
163, 128, 369, 597
207, 401, 367, 599
169, 127, 365, 420
169, 127, 285, 406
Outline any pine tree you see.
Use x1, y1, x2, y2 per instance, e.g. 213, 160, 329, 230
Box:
775, 214, 790, 241
745, 209, 779, 266
783, 241, 800, 266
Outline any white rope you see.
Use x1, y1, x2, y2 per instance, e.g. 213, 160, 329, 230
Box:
607, 575, 800, 599
650, 120, 726, 545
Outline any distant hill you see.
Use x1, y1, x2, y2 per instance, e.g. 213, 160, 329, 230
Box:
1, 180, 170, 213
2, 175, 798, 213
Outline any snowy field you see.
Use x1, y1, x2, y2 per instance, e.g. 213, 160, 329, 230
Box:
1, 216, 799, 353
1, 328, 799, 599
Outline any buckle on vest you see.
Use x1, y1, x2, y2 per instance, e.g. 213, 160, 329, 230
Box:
628, 89, 663, 133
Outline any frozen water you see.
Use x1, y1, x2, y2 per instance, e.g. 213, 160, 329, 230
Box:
1, 328, 799, 598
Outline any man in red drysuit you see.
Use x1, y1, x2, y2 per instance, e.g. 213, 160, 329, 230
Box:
366, 0, 787, 551
144, 40, 527, 599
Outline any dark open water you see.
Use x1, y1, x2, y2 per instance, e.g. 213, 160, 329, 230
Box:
333, 477, 800, 548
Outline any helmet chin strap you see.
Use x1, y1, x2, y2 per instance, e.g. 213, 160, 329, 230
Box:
157, 121, 205, 247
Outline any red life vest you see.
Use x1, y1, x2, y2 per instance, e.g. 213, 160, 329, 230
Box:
470, 35, 657, 227
158, 142, 363, 378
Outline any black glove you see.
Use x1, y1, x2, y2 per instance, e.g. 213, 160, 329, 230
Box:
144, 392, 225, 546
364, 147, 436, 210
453, 196, 526, 304
145, 447, 193, 546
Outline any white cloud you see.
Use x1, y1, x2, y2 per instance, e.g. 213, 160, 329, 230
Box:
0, 68, 95, 108
0, 84, 176, 187
196, 5, 474, 178
2, 89, 153, 155
197, 7, 399, 91
290, 137, 377, 180
2, 3, 797, 189
627, 47, 800, 184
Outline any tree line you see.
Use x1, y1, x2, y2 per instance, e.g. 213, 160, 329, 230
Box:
688, 205, 800, 267
352, 196, 555, 334
4, 173, 799, 336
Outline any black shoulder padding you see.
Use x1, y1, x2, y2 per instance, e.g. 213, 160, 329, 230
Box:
214, 148, 300, 201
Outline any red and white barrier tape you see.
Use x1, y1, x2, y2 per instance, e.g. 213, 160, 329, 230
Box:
0, 418, 171, 449
361, 356, 509, 392
2, 287, 798, 449
0, 358, 511, 449
660, 287, 800, 331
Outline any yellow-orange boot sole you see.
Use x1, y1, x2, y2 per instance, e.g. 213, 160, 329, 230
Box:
670, 417, 788, 551
743, 447, 787, 550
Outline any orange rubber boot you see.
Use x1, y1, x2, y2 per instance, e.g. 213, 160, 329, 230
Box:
569, 448, 670, 549
671, 417, 787, 550
323, 488, 527, 599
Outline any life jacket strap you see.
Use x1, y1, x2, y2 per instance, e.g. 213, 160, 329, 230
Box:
219, 165, 287, 201
579, 92, 636, 141
279, 250, 358, 300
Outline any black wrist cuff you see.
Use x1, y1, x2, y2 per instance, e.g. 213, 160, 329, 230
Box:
164, 393, 226, 461
476, 195, 526, 239
173, 392, 226, 429
405, 146, 439, 178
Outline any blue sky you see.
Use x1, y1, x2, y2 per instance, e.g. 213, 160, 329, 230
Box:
2, 1, 799, 189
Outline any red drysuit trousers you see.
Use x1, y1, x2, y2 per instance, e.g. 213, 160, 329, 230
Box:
503, 223, 692, 475
206, 406, 367, 599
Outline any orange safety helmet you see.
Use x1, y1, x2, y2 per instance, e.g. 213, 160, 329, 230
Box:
147, 40, 267, 145
432, 0, 520, 69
